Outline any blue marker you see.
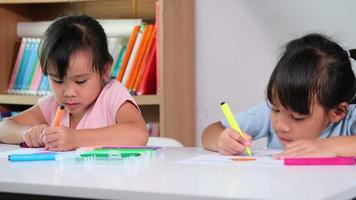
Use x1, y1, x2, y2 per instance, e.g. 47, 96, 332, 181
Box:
8, 153, 57, 162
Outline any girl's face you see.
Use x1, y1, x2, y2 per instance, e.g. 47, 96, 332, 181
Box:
48, 51, 106, 119
270, 99, 330, 146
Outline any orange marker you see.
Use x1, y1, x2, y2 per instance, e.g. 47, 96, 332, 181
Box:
51, 105, 65, 127
231, 156, 257, 161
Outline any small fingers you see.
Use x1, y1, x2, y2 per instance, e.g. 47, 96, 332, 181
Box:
45, 141, 58, 150
227, 129, 251, 146
23, 133, 32, 148
218, 129, 250, 155
29, 133, 41, 147
42, 134, 58, 144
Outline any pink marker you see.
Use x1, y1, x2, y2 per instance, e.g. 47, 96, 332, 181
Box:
284, 157, 356, 166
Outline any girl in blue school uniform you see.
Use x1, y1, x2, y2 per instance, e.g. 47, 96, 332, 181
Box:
202, 33, 356, 158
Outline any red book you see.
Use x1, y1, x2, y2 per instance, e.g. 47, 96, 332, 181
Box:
136, 44, 157, 95
133, 26, 156, 93
155, 1, 160, 94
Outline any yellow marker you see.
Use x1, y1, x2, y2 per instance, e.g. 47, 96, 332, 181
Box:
220, 102, 252, 156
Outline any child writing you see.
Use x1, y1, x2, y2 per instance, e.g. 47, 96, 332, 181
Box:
202, 33, 356, 158
0, 15, 148, 151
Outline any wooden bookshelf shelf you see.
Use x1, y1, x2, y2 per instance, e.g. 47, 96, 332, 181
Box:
0, 94, 160, 106
0, 0, 195, 146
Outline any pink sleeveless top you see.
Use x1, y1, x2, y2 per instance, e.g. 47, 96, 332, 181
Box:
38, 80, 137, 129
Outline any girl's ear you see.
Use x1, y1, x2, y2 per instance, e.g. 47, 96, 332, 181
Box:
102, 63, 112, 82
329, 102, 349, 123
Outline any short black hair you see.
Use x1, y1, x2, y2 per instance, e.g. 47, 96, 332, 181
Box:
39, 14, 113, 79
267, 33, 356, 114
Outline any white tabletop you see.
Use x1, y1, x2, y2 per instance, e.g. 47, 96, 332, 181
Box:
0, 144, 355, 200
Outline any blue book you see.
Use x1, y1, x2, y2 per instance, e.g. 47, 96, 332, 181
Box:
24, 39, 40, 93
20, 39, 37, 94
14, 38, 31, 93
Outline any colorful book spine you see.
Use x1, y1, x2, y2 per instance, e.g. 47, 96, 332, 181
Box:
21, 39, 39, 95
136, 44, 157, 95
29, 62, 42, 95
121, 24, 145, 86
7, 38, 26, 94
108, 37, 124, 78
116, 25, 140, 82
13, 38, 32, 94
155, 1, 161, 94
126, 24, 153, 91
132, 25, 157, 93
112, 45, 127, 78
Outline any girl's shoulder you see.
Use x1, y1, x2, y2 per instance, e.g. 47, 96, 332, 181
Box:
95, 79, 137, 110
346, 104, 356, 120
102, 79, 129, 94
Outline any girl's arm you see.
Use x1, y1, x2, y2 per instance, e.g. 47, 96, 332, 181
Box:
332, 136, 356, 156
45, 101, 148, 150
202, 121, 225, 151
0, 105, 47, 143
276, 136, 356, 158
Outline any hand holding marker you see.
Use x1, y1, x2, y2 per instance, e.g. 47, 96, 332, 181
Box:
220, 102, 252, 156
20, 104, 65, 148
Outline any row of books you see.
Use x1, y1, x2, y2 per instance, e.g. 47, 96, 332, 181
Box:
7, 38, 51, 95
116, 24, 157, 95
7, 21, 158, 96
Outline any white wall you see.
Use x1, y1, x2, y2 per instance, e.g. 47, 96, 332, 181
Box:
195, 0, 356, 146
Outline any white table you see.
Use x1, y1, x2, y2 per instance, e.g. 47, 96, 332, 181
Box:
0, 144, 355, 200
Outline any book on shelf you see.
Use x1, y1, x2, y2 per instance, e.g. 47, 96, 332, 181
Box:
132, 25, 157, 94
7, 19, 158, 96
136, 41, 157, 95
116, 25, 140, 82
121, 24, 145, 86
155, 1, 161, 95
126, 24, 154, 91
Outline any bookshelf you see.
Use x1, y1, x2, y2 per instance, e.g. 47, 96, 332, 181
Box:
0, 0, 195, 146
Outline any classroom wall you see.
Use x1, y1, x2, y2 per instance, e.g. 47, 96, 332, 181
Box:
195, 0, 356, 146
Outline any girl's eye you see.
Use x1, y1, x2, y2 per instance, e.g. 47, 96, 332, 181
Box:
52, 79, 63, 84
291, 115, 305, 121
76, 80, 87, 84
271, 108, 280, 113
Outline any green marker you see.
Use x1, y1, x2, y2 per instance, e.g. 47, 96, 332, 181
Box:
80, 149, 141, 158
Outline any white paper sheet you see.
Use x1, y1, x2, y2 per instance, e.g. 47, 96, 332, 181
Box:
176, 150, 284, 166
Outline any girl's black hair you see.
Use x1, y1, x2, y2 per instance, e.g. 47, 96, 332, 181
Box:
39, 15, 113, 79
267, 33, 356, 114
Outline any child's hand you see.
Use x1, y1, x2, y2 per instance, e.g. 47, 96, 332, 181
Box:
274, 139, 336, 159
42, 127, 78, 151
217, 127, 252, 155
22, 124, 48, 148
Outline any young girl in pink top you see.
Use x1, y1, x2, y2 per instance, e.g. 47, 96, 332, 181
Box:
0, 15, 148, 151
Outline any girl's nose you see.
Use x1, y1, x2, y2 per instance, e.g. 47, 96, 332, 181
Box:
275, 118, 291, 133
63, 87, 76, 98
